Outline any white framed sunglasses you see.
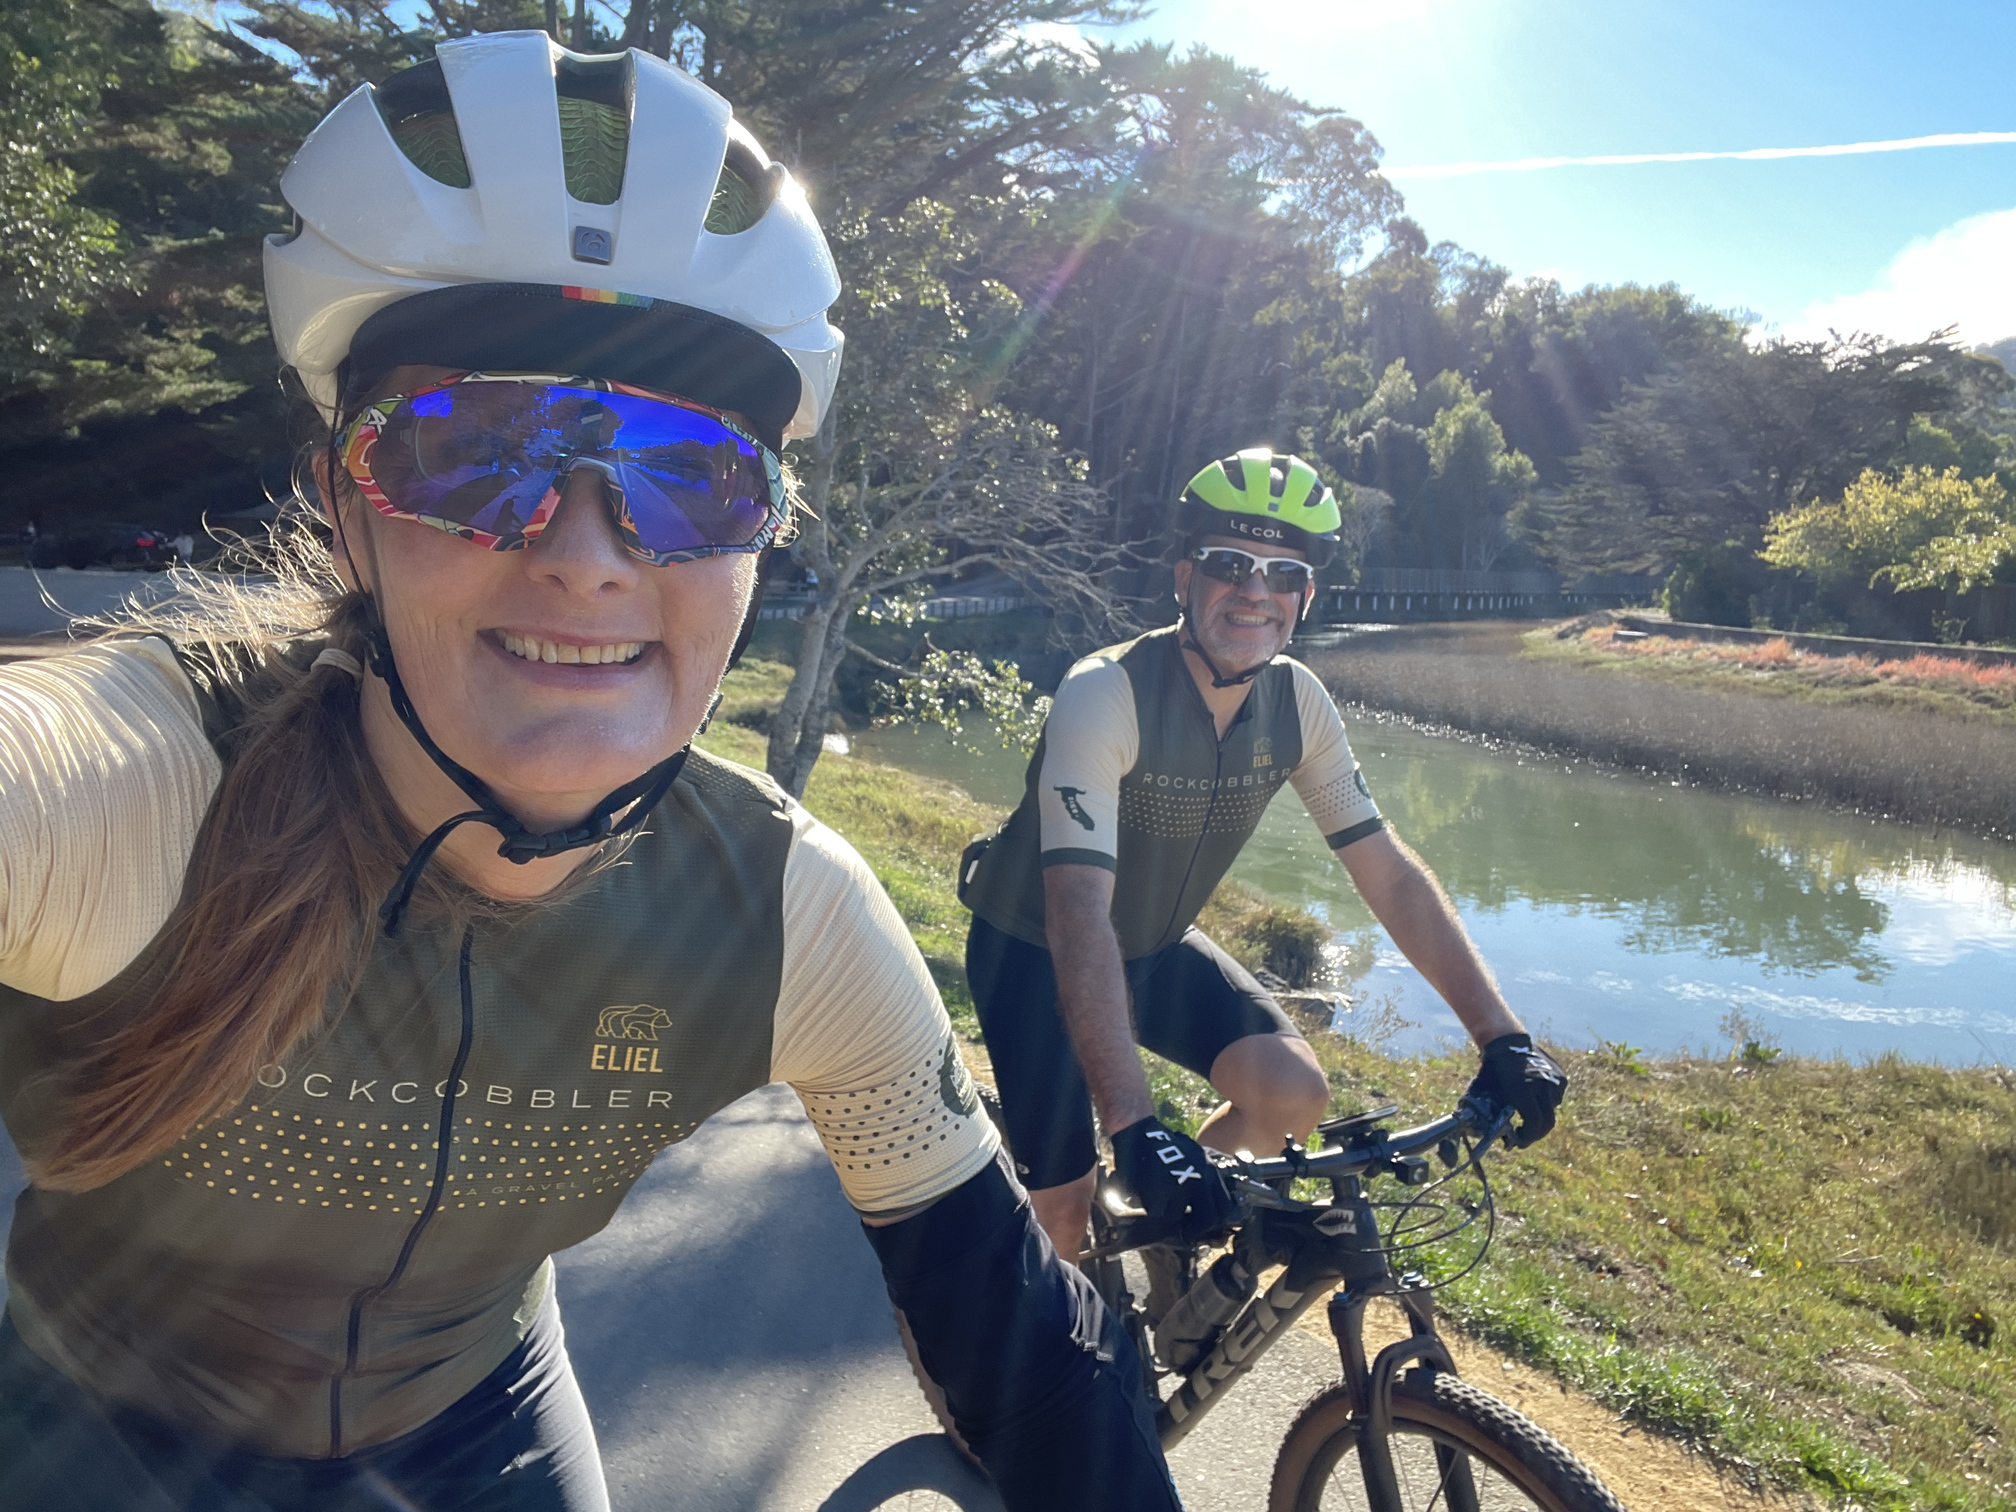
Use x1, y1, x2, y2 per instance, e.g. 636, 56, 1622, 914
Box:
1189, 545, 1315, 596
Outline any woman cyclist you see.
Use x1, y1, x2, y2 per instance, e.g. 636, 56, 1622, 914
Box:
0, 33, 1177, 1512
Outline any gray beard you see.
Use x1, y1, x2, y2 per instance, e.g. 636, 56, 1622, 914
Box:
1182, 605, 1290, 676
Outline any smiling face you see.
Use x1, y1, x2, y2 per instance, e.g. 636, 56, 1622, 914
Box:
1173, 532, 1311, 677
330, 364, 754, 836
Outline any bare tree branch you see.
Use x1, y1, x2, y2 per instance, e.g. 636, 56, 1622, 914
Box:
843, 638, 907, 674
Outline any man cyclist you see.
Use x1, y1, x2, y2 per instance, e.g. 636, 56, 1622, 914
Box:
961, 449, 1567, 1261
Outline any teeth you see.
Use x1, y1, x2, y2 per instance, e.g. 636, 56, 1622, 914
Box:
500, 634, 643, 666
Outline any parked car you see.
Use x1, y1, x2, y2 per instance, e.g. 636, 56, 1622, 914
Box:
25, 523, 178, 570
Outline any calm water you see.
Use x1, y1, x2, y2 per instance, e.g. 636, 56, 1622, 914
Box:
852, 719, 2016, 1064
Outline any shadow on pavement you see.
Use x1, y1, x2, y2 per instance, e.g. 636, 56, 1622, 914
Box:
815, 1435, 1002, 1512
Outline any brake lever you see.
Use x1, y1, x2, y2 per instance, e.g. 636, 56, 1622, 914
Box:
1454, 1096, 1519, 1152
1221, 1169, 1301, 1210
1083, 1172, 1237, 1260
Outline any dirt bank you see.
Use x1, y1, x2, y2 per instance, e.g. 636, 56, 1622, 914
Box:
1302, 622, 2016, 840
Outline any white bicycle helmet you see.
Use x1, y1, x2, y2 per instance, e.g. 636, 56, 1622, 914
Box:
265, 29, 841, 449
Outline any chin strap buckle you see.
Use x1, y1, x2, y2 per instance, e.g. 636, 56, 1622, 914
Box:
495, 810, 618, 865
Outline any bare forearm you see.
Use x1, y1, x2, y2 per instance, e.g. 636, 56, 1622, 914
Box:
1342, 833, 1522, 1045
1043, 866, 1154, 1132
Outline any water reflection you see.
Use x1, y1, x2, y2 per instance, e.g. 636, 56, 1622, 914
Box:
1349, 745, 1897, 982
850, 719, 2016, 1063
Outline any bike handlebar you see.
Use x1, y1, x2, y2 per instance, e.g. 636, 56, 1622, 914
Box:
1228, 1102, 1502, 1189
1092, 1099, 1515, 1252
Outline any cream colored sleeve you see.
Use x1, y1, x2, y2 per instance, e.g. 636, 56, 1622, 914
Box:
770, 809, 1000, 1215
1033, 653, 1138, 867
0, 640, 219, 1000
1285, 658, 1384, 849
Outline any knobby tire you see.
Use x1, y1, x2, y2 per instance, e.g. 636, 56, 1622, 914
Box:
895, 1307, 983, 1469
1269, 1370, 1627, 1512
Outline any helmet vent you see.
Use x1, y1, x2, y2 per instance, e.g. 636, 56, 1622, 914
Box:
375, 60, 471, 189
389, 111, 472, 188
707, 142, 778, 235
558, 97, 629, 203
555, 53, 632, 205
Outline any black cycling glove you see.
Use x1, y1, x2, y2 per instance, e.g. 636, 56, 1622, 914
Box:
1464, 1033, 1568, 1148
1110, 1117, 1235, 1236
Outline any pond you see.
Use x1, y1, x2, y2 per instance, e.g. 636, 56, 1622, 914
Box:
851, 717, 2016, 1064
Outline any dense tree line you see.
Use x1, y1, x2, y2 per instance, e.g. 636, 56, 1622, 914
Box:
3, 1, 2013, 675
1, 0, 313, 520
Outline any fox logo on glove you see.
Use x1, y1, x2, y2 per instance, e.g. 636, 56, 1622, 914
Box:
1146, 1127, 1202, 1185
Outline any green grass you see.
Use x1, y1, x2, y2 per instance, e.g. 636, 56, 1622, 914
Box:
1320, 1043, 2016, 1509
701, 659, 2016, 1509
710, 655, 796, 730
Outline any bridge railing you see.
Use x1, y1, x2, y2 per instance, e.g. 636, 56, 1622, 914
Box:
1317, 569, 1660, 623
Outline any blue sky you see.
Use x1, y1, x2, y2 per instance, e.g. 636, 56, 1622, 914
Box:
1085, 0, 2016, 344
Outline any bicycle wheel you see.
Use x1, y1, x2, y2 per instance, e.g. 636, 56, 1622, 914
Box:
1269, 1371, 1626, 1512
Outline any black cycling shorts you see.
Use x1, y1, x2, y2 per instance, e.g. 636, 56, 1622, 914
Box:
0, 1290, 607, 1512
966, 915, 1301, 1190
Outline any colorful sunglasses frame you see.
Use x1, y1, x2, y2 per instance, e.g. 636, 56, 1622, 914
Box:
338, 371, 790, 565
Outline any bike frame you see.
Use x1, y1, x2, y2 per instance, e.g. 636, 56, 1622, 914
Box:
1156, 1247, 1337, 1444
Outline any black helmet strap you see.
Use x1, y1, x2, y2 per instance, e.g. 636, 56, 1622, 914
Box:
1179, 626, 1269, 689
365, 617, 687, 937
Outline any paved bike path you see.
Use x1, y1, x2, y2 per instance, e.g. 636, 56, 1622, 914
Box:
0, 566, 184, 638
0, 1085, 1335, 1509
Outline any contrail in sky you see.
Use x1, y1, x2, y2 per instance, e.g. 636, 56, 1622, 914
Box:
1381, 131, 2016, 181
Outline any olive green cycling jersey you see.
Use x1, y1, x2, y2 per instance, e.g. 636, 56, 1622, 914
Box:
962, 626, 1383, 960
0, 642, 997, 1458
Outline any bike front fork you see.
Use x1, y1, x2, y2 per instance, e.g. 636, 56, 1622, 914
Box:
1327, 1284, 1478, 1512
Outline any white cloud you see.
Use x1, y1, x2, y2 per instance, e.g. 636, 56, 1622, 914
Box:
1382, 131, 2016, 182
1786, 205, 2016, 347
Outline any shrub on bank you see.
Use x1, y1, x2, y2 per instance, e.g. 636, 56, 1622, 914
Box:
1196, 891, 1330, 987
1582, 624, 2016, 715
1662, 541, 1779, 627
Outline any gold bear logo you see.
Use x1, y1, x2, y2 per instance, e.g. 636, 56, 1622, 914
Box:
597, 1004, 673, 1042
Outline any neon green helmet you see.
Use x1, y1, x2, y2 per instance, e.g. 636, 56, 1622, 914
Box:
1177, 449, 1341, 566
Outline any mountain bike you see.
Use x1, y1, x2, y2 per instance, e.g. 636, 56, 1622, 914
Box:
898, 1097, 1626, 1512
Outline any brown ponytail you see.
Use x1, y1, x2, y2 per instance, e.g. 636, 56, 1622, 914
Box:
28, 545, 480, 1191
